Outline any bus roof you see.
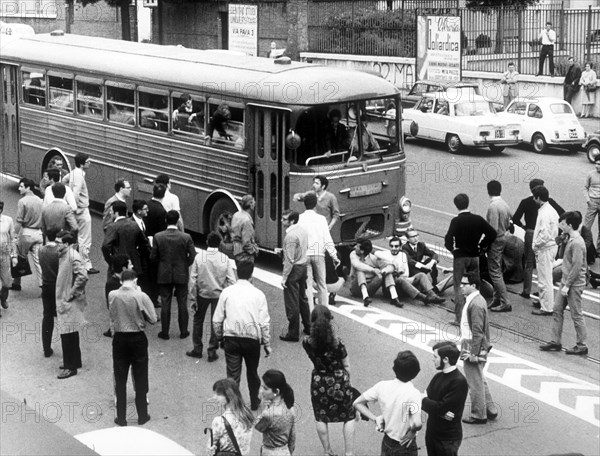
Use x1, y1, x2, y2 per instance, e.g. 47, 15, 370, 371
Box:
0, 33, 399, 106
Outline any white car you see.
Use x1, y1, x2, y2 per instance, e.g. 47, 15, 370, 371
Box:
402, 93, 522, 153
500, 96, 586, 153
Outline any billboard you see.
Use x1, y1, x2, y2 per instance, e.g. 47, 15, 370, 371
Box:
416, 15, 461, 82
228, 4, 258, 56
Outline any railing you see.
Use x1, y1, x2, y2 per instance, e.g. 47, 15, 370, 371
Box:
307, 1, 600, 75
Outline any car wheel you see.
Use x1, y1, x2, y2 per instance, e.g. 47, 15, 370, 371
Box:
446, 134, 462, 153
489, 145, 505, 154
531, 133, 547, 153
587, 141, 600, 163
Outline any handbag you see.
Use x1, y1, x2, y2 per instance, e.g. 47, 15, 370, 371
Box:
11, 255, 32, 278
214, 416, 242, 456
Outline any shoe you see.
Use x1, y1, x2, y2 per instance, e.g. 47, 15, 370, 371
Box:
539, 342, 562, 351
87, 268, 100, 274
114, 418, 127, 427
0, 300, 7, 309
157, 332, 170, 340
491, 305, 512, 312
565, 345, 588, 356
44, 348, 53, 358
180, 331, 190, 339
303, 328, 311, 336
363, 297, 371, 307
532, 309, 552, 316
328, 293, 336, 305
103, 329, 112, 338
519, 292, 530, 299
279, 334, 300, 342
57, 369, 77, 379
138, 414, 151, 425
10, 284, 21, 291
186, 350, 203, 359
425, 294, 445, 304
390, 298, 404, 308
207, 354, 219, 362
487, 301, 500, 309
462, 417, 487, 424
487, 411, 498, 421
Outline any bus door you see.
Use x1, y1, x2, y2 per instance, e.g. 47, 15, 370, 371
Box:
0, 64, 19, 175
249, 106, 290, 250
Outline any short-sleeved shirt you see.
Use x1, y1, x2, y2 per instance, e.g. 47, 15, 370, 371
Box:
362, 379, 421, 442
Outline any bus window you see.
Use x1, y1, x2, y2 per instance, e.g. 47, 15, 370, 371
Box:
48, 75, 74, 112
21, 70, 46, 106
139, 90, 169, 132
351, 98, 399, 158
107, 84, 135, 125
207, 102, 245, 149
77, 81, 103, 119
172, 93, 205, 136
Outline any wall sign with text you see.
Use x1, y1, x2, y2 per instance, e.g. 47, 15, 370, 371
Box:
228, 3, 258, 57
416, 15, 461, 82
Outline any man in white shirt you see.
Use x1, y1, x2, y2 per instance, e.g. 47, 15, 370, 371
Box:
155, 174, 183, 230
353, 351, 422, 455
62, 153, 97, 273
102, 179, 132, 231
298, 193, 339, 306
531, 186, 559, 315
213, 261, 272, 411
537, 21, 556, 77
43, 169, 76, 211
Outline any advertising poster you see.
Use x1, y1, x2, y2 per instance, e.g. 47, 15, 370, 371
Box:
416, 15, 461, 82
228, 4, 258, 56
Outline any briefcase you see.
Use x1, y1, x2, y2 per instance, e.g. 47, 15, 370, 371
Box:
11, 255, 32, 278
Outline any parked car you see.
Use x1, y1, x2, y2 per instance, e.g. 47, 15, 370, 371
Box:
401, 92, 522, 153
401, 80, 481, 110
584, 130, 600, 162
500, 97, 587, 153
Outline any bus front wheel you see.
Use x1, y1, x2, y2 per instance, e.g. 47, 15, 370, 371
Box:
208, 198, 237, 253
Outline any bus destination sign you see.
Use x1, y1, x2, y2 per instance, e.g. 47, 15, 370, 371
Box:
349, 182, 383, 198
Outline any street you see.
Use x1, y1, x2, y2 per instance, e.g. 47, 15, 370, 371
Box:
1, 138, 599, 456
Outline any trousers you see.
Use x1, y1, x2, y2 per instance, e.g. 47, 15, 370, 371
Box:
453, 256, 480, 320
159, 283, 189, 335
463, 359, 496, 420
534, 246, 558, 312
381, 434, 417, 456
487, 235, 509, 307
61, 331, 82, 370
283, 263, 310, 338
551, 285, 586, 347
113, 332, 149, 422
224, 336, 261, 407
14, 229, 43, 287
192, 296, 219, 356
584, 198, 600, 250
75, 209, 93, 269
41, 283, 56, 355
424, 433, 461, 456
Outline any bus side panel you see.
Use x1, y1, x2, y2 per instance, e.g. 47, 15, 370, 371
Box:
1, 65, 21, 176
19, 108, 249, 232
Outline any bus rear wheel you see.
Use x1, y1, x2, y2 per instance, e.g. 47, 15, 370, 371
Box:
208, 198, 237, 254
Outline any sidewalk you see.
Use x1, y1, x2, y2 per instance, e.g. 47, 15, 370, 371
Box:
580, 115, 599, 134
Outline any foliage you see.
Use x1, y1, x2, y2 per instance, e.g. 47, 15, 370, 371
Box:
465, 0, 539, 9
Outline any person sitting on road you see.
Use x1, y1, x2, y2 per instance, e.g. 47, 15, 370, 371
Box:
402, 229, 440, 290
348, 239, 386, 307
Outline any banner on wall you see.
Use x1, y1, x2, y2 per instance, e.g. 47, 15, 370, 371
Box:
416, 15, 461, 82
228, 4, 258, 56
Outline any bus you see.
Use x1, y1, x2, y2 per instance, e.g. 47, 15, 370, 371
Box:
0, 31, 412, 253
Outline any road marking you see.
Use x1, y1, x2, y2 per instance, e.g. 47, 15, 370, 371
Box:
412, 203, 455, 217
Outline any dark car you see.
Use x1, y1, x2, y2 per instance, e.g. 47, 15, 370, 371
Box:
401, 80, 482, 110
584, 130, 600, 162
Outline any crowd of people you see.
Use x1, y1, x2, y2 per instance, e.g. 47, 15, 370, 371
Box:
0, 151, 596, 455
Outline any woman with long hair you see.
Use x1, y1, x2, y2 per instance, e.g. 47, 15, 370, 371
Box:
302, 305, 355, 456
208, 378, 254, 456
255, 369, 297, 455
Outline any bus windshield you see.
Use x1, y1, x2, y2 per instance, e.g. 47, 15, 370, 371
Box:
291, 97, 399, 167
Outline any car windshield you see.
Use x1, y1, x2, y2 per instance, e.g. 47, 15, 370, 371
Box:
290, 97, 400, 167
550, 103, 573, 114
454, 101, 495, 116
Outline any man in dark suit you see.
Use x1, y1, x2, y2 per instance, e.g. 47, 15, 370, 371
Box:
144, 183, 167, 239
563, 56, 582, 105
402, 228, 439, 288
150, 210, 196, 340
102, 201, 150, 278
41, 183, 78, 238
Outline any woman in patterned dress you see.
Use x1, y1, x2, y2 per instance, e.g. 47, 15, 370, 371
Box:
302, 306, 355, 456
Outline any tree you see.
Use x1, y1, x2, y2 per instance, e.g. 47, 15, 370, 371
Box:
66, 0, 133, 41
466, 0, 540, 54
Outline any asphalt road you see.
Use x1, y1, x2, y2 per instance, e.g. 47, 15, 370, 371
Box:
1, 172, 599, 456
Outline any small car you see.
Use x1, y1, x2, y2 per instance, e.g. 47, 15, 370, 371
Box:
401, 92, 522, 153
401, 80, 481, 110
583, 130, 600, 162
500, 97, 586, 153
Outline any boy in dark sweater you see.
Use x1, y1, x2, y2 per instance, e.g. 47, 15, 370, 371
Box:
422, 341, 469, 456
444, 194, 496, 325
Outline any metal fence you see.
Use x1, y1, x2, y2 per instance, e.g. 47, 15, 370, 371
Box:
307, 1, 600, 75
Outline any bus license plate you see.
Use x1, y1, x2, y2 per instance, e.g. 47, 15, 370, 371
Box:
495, 130, 504, 139
349, 182, 383, 198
